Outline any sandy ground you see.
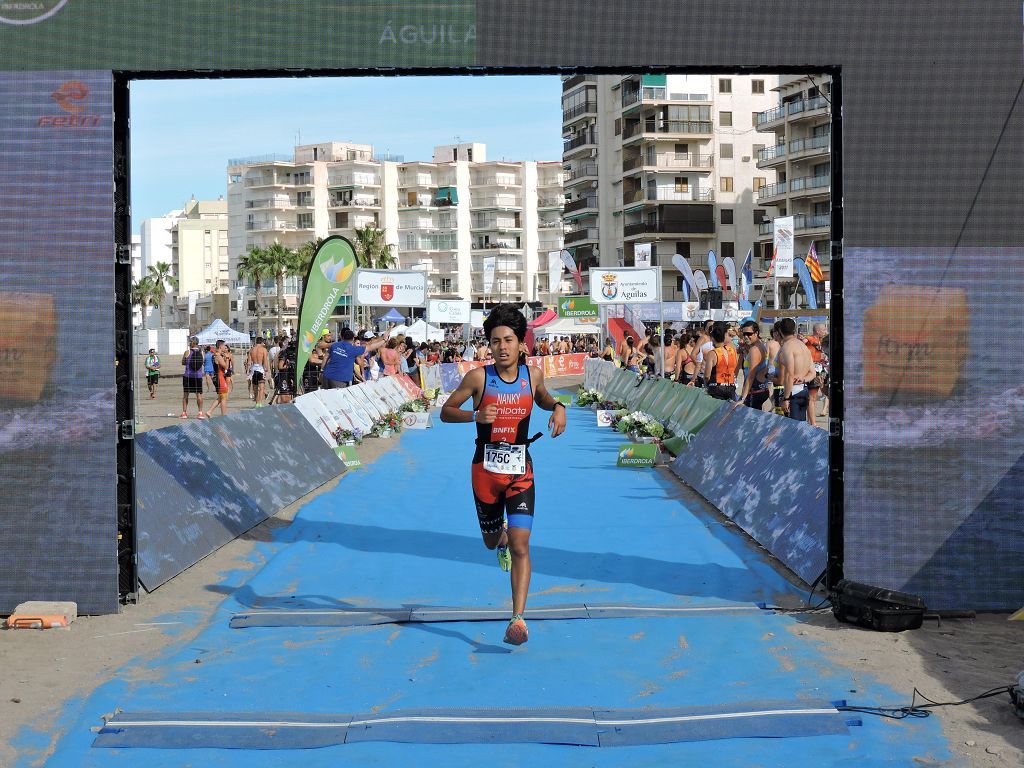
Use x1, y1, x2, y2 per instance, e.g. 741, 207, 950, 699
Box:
2, 374, 1021, 766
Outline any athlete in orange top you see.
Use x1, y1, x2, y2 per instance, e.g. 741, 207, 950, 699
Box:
441, 304, 567, 645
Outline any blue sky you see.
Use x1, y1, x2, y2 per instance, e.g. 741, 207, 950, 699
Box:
129, 75, 563, 228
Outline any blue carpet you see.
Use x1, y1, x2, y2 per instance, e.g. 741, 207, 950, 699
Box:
22, 406, 953, 767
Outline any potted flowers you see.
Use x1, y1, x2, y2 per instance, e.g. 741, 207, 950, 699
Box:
575, 387, 604, 408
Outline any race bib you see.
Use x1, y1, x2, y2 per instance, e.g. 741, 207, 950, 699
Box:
483, 442, 526, 475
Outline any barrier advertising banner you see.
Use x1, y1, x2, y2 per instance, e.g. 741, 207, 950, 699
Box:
296, 236, 357, 391
427, 299, 470, 324
354, 269, 427, 307
617, 443, 657, 467
589, 267, 661, 304
556, 294, 599, 322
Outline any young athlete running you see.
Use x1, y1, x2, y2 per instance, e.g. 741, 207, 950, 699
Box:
440, 304, 568, 646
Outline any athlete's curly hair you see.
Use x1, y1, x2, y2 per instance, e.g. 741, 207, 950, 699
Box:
483, 303, 527, 342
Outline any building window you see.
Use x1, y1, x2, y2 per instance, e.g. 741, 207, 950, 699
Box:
754, 208, 766, 224
718, 78, 732, 94
614, 118, 621, 136
674, 176, 689, 192
721, 208, 734, 225
719, 111, 732, 127
752, 79, 765, 94
752, 143, 764, 159
720, 242, 735, 259
720, 143, 733, 159
752, 112, 759, 127
753, 177, 766, 192
720, 176, 734, 193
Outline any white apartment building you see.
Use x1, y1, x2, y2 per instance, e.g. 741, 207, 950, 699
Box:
754, 74, 833, 308
226, 143, 563, 334
561, 73, 780, 303
137, 197, 229, 329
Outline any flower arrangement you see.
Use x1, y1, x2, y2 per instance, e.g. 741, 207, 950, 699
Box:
599, 399, 626, 411
614, 411, 670, 439
421, 387, 440, 405
335, 427, 363, 445
575, 387, 603, 407
372, 411, 404, 436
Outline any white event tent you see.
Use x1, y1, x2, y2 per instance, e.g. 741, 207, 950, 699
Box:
194, 318, 250, 347
532, 316, 601, 338
401, 319, 444, 344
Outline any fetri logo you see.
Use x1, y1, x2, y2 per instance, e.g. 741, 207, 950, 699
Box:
51, 80, 87, 113
38, 79, 101, 128
0, 0, 69, 25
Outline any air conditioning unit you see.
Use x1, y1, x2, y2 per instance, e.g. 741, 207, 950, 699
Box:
742, 156, 751, 162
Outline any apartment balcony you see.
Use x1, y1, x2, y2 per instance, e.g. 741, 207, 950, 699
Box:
328, 196, 379, 209
563, 196, 598, 214
563, 132, 597, 159
620, 86, 711, 111
538, 238, 564, 252
788, 174, 831, 199
755, 95, 830, 131
622, 119, 713, 145
562, 100, 597, 125
330, 176, 382, 188
471, 195, 522, 210
756, 144, 787, 169
470, 175, 522, 188
564, 162, 599, 187
562, 74, 593, 91
623, 218, 715, 239
757, 213, 832, 237
787, 134, 831, 162
622, 153, 714, 175
537, 173, 565, 188
471, 242, 522, 253
246, 219, 298, 232
757, 181, 788, 203
245, 197, 293, 210
538, 197, 565, 210
470, 221, 522, 233
564, 227, 599, 245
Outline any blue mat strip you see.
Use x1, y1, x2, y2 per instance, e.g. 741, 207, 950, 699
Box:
229, 603, 765, 628
94, 701, 851, 750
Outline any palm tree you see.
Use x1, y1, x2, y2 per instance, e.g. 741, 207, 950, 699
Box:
353, 226, 396, 328
131, 275, 158, 329
237, 245, 271, 337
263, 241, 295, 336
147, 262, 178, 329
290, 237, 325, 314
353, 225, 395, 269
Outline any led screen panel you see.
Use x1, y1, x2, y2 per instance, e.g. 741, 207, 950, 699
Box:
0, 71, 117, 615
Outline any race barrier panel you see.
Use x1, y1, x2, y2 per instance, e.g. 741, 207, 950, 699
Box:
135, 406, 345, 591
670, 405, 828, 585
435, 354, 589, 394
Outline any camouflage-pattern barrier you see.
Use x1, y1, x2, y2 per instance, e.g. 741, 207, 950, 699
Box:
671, 405, 828, 585
135, 406, 345, 591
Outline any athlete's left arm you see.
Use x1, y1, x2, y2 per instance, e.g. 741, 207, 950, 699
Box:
530, 366, 567, 438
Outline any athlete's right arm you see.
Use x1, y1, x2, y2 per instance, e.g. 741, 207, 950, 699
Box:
440, 368, 491, 424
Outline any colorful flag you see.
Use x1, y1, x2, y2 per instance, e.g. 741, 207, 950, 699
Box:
560, 249, 583, 293
722, 256, 737, 298
765, 246, 777, 278
740, 248, 753, 300
807, 242, 825, 283
707, 249, 719, 288
296, 236, 357, 389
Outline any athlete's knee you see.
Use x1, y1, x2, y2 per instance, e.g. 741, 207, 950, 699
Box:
507, 534, 530, 559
